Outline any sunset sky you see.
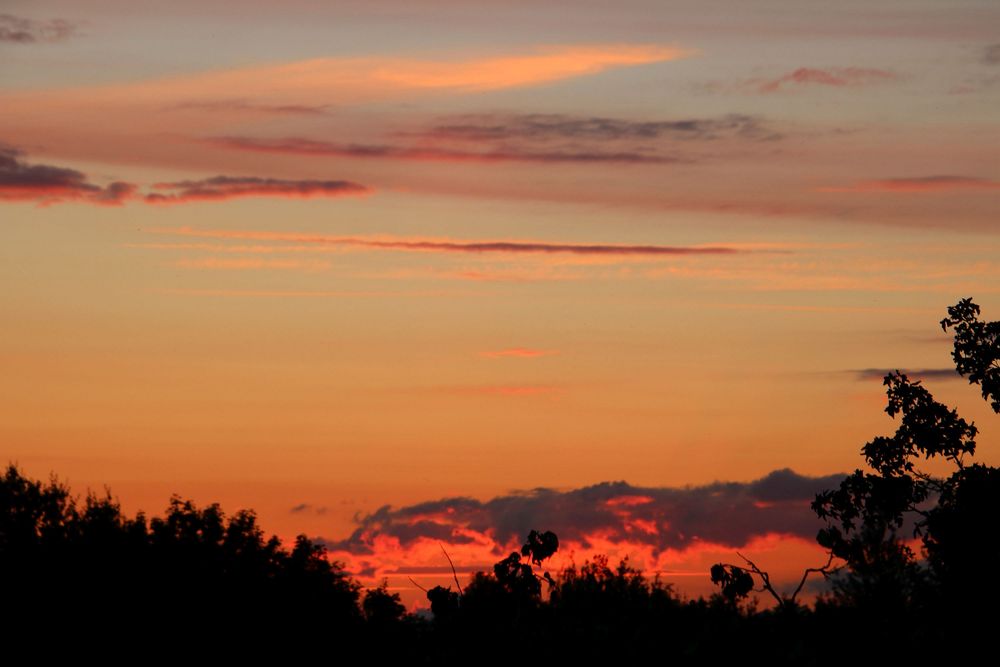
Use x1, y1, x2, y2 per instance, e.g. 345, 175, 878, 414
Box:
2, 0, 998, 605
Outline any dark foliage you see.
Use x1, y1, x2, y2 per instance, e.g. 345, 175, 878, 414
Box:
941, 297, 1000, 412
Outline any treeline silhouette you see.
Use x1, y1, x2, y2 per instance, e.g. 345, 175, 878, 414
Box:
2, 298, 997, 662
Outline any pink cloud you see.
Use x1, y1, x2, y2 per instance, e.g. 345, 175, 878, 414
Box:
757, 67, 897, 93
151, 227, 745, 257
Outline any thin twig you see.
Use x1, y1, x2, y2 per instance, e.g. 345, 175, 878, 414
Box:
440, 543, 464, 596
736, 552, 784, 608
408, 576, 428, 593
789, 551, 840, 603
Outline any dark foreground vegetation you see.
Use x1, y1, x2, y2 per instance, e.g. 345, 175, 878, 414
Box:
2, 299, 997, 663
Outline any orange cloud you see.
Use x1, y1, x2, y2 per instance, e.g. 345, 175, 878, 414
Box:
818, 176, 1000, 193
3, 44, 688, 111
442, 385, 562, 397
481, 348, 557, 359
172, 257, 333, 271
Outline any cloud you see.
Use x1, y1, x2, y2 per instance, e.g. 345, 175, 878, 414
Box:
0, 14, 79, 43
818, 176, 1000, 193
144, 176, 370, 204
414, 113, 780, 142
207, 136, 682, 165
0, 148, 134, 205
984, 43, 1000, 65
322, 469, 846, 574
290, 503, 328, 515
172, 100, 331, 116
481, 348, 556, 359
851, 368, 962, 382
756, 67, 897, 93
439, 385, 561, 397
0, 151, 371, 207
153, 227, 747, 257
208, 113, 778, 167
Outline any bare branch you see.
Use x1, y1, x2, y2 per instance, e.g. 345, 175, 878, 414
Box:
736, 551, 784, 608
407, 576, 429, 593
440, 543, 464, 596
789, 551, 840, 603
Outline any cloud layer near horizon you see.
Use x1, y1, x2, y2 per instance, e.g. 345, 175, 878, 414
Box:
322, 469, 846, 578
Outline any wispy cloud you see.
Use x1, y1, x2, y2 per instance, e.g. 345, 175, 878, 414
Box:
413, 113, 780, 142
208, 113, 777, 166
818, 176, 1000, 193
0, 150, 372, 207
171, 257, 333, 271
851, 368, 961, 382
0, 14, 79, 43
440, 385, 562, 397
984, 43, 1000, 66
171, 99, 331, 116
0, 148, 134, 206
481, 348, 557, 359
152, 227, 747, 257
754, 67, 897, 93
145, 176, 370, 204
290, 503, 328, 515
207, 136, 682, 165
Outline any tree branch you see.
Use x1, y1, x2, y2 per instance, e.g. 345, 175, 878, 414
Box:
439, 543, 464, 596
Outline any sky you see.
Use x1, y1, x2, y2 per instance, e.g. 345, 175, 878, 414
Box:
2, 0, 999, 606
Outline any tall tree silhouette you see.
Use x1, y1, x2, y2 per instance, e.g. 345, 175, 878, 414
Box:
812, 298, 998, 616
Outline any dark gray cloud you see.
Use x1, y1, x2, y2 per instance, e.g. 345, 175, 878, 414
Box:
326, 469, 847, 557
322, 238, 742, 256
417, 113, 780, 142
290, 503, 328, 515
145, 175, 370, 204
0, 147, 134, 205
0, 14, 79, 43
984, 43, 1000, 65
209, 113, 780, 166
852, 368, 961, 382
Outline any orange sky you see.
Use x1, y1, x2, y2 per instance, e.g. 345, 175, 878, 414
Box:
2, 0, 999, 608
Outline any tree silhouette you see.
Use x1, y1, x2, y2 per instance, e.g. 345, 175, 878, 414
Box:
941, 297, 1000, 412
811, 298, 998, 619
